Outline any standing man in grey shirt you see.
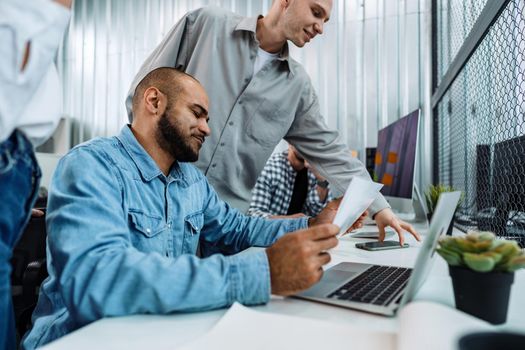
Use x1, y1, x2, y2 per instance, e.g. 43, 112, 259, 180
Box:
127, 0, 419, 245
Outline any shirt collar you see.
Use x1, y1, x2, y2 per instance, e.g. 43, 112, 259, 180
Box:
117, 125, 184, 183
234, 15, 295, 76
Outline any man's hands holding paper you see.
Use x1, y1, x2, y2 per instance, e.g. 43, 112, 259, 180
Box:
266, 224, 339, 296
308, 197, 368, 233
374, 208, 421, 246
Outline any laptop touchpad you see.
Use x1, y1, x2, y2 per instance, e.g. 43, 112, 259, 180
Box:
298, 269, 359, 298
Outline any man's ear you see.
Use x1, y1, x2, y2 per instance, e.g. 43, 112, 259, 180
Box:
144, 87, 164, 115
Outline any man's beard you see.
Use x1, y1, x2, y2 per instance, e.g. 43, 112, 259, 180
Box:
155, 111, 199, 162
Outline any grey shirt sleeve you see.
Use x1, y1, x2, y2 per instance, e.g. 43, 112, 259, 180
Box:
284, 82, 390, 217
125, 10, 194, 120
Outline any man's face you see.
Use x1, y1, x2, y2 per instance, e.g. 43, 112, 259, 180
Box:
155, 79, 210, 162
282, 0, 332, 47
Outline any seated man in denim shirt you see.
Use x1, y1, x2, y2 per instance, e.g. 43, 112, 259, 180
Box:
22, 67, 355, 349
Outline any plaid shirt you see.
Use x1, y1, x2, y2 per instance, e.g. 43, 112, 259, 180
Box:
247, 151, 332, 218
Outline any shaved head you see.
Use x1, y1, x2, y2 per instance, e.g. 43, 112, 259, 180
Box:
131, 67, 199, 114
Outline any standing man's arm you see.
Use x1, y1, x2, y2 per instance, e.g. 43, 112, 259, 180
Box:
126, 11, 194, 120
285, 83, 420, 245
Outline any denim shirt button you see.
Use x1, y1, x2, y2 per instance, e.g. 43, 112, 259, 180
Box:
146, 228, 151, 233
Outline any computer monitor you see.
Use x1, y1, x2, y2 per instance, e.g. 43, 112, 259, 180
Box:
374, 110, 420, 213
490, 135, 525, 243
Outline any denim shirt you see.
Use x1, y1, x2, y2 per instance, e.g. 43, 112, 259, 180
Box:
22, 126, 307, 349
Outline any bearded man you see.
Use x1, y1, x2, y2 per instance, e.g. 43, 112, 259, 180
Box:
21, 67, 358, 349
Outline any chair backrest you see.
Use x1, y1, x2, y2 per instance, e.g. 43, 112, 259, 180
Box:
10, 209, 49, 341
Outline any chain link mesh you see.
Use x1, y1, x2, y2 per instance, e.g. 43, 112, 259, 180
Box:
436, 0, 525, 246
436, 0, 489, 86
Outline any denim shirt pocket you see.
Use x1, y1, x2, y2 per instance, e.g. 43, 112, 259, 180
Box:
129, 211, 165, 237
183, 211, 204, 253
128, 210, 167, 253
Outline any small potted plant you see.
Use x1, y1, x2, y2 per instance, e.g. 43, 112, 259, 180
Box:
425, 184, 460, 234
436, 231, 525, 324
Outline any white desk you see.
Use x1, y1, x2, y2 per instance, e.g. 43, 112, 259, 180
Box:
41, 224, 525, 349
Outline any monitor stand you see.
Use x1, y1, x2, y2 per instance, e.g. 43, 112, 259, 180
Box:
388, 184, 428, 223
412, 184, 428, 223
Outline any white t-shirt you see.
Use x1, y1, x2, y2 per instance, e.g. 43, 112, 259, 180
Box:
253, 47, 279, 76
0, 0, 70, 145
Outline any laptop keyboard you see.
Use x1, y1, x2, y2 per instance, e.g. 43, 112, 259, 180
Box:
327, 265, 412, 306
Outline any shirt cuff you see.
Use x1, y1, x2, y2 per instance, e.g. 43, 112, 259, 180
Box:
297, 216, 309, 230
227, 249, 271, 305
369, 194, 391, 217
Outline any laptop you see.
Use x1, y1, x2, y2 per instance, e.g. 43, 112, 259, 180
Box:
294, 191, 461, 316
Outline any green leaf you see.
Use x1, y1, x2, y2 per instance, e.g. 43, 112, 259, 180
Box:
463, 252, 496, 272
455, 239, 479, 253
436, 247, 462, 266
481, 251, 502, 265
493, 242, 521, 265
439, 239, 464, 255
505, 255, 525, 272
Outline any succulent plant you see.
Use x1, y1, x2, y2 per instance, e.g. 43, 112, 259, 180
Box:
436, 231, 525, 273
425, 184, 457, 215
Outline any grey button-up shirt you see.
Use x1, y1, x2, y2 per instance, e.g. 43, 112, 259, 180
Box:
126, 6, 389, 216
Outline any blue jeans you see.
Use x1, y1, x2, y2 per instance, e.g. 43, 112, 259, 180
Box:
0, 131, 41, 350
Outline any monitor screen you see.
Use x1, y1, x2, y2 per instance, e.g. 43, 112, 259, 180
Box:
492, 135, 525, 213
374, 110, 420, 199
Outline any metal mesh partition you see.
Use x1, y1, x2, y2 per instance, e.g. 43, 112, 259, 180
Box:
435, 0, 525, 246
436, 0, 489, 85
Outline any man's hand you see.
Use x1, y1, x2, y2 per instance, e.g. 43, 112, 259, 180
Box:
31, 209, 45, 217
308, 198, 367, 232
269, 213, 306, 219
374, 208, 421, 245
54, 0, 73, 8
266, 224, 339, 296
308, 198, 341, 227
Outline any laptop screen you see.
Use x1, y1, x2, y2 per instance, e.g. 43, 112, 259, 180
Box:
400, 191, 461, 306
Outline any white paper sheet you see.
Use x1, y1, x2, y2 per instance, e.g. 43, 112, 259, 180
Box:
397, 301, 491, 350
179, 303, 395, 350
332, 178, 383, 238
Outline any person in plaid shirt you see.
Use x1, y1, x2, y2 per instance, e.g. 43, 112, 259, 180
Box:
248, 145, 333, 218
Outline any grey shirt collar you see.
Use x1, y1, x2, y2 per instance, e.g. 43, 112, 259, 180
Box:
234, 15, 294, 75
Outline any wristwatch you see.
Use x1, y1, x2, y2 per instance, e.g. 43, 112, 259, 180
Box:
317, 180, 329, 189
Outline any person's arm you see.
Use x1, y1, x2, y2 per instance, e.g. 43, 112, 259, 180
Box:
46, 147, 304, 326
285, 82, 389, 216
199, 177, 308, 253
125, 9, 197, 120
0, 0, 70, 141
304, 171, 331, 217
285, 81, 419, 243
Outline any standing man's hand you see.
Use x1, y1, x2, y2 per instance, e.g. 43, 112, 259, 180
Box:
374, 208, 421, 245
266, 224, 339, 296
